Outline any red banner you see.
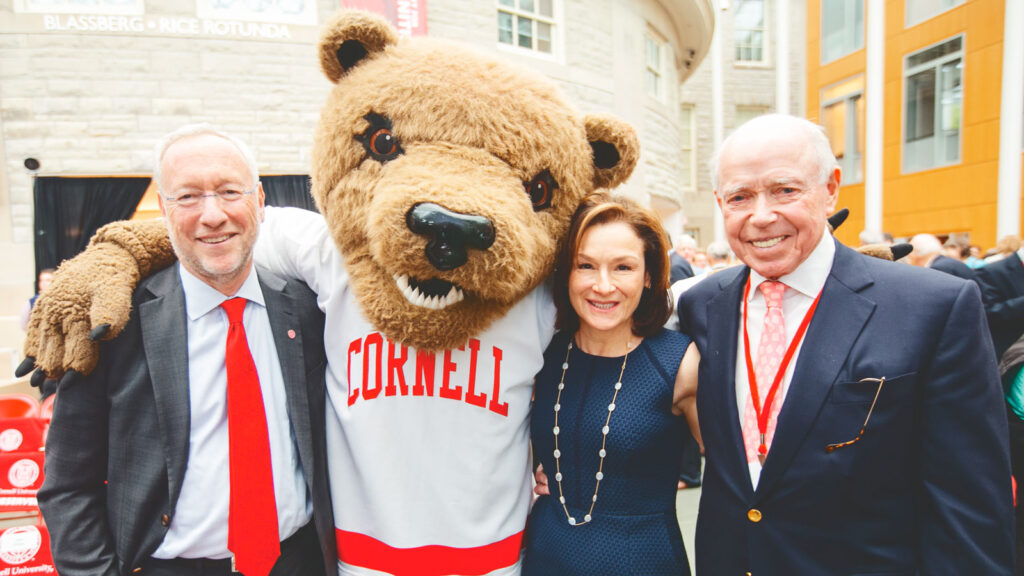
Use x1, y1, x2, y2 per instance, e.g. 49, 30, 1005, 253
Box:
0, 523, 55, 574
0, 419, 47, 454
340, 0, 427, 37
0, 453, 44, 512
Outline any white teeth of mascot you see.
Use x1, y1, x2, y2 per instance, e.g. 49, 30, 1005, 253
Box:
394, 274, 465, 310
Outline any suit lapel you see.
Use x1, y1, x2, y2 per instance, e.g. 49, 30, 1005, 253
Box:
259, 271, 316, 493
139, 267, 191, 510
704, 268, 753, 495
756, 241, 876, 495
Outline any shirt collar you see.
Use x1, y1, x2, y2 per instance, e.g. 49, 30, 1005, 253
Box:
1017, 247, 1024, 262
748, 228, 836, 301
179, 263, 265, 321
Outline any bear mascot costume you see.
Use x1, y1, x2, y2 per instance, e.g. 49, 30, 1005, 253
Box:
20, 10, 640, 576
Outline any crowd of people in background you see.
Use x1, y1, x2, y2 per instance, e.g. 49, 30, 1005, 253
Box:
671, 230, 1022, 282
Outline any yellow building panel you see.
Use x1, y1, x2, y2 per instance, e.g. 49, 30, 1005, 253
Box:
883, 142, 900, 183
834, 181, 865, 246
807, 0, 821, 44
808, 0, 1016, 244
966, 0, 1005, 49
961, 118, 1000, 164
963, 44, 1003, 124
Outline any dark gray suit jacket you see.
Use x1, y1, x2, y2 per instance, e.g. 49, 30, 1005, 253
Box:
38, 265, 334, 576
678, 239, 1013, 575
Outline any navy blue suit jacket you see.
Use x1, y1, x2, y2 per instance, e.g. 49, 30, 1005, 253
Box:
976, 252, 1024, 361
678, 239, 1013, 575
929, 254, 975, 281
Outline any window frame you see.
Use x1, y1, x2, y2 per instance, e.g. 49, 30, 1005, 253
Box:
820, 75, 865, 184
645, 30, 668, 102
496, 0, 561, 60
820, 0, 865, 64
733, 105, 769, 130
733, 0, 770, 67
901, 34, 964, 174
905, 0, 965, 29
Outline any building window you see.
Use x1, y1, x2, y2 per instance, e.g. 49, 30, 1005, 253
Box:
821, 76, 865, 184
734, 0, 767, 64
903, 35, 963, 173
498, 0, 556, 55
905, 0, 964, 28
821, 0, 864, 63
734, 105, 768, 129
645, 33, 667, 100
680, 104, 696, 190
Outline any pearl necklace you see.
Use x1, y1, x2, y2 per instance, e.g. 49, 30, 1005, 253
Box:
551, 336, 631, 527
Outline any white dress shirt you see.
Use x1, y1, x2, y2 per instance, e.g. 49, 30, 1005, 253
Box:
153, 264, 312, 559
735, 231, 835, 489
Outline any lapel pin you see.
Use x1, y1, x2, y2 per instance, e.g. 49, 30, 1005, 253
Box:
287, 329, 296, 339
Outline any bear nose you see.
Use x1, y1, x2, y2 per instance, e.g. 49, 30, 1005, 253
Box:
406, 202, 495, 271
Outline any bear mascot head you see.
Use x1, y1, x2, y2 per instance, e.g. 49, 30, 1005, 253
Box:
310, 11, 639, 351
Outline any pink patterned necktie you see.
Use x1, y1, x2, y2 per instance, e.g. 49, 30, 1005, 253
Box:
743, 280, 787, 465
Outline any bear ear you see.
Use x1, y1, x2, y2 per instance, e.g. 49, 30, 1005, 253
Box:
584, 113, 639, 190
318, 10, 399, 84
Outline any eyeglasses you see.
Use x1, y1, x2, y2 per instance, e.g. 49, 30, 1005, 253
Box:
162, 187, 257, 209
824, 376, 885, 453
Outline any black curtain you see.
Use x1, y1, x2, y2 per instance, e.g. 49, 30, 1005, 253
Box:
261, 175, 319, 213
33, 176, 151, 280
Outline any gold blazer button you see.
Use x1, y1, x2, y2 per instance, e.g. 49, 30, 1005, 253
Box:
747, 508, 762, 522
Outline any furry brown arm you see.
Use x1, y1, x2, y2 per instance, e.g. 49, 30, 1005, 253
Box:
20, 219, 175, 379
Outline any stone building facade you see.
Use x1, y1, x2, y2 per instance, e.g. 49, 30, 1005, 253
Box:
0, 0, 713, 383
677, 0, 806, 245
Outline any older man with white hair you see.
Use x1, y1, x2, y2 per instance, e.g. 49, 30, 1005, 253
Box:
677, 114, 1012, 575
670, 234, 698, 282
909, 232, 975, 280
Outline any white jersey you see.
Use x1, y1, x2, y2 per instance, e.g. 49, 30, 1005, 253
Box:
256, 207, 556, 576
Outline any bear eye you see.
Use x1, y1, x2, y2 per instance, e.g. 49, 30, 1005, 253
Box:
524, 170, 557, 211
370, 128, 398, 157
357, 113, 403, 163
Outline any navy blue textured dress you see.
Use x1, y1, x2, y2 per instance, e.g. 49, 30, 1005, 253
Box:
523, 328, 692, 575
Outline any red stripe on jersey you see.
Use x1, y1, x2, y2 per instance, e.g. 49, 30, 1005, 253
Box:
336, 529, 523, 576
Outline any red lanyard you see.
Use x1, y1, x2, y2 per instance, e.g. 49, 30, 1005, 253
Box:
742, 278, 823, 456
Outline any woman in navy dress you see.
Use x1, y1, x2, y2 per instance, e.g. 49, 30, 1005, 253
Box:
523, 194, 700, 575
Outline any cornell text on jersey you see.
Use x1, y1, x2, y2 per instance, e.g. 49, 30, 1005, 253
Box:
345, 333, 509, 417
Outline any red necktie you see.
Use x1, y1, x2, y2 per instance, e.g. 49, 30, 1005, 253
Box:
221, 297, 280, 576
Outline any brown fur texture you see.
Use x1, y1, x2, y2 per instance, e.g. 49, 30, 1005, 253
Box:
22, 219, 176, 376
310, 10, 638, 350
22, 9, 641, 374
856, 244, 896, 261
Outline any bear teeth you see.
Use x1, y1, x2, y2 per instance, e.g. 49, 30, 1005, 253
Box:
393, 274, 465, 310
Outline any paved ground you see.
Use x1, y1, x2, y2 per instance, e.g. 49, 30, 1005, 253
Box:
675, 484, 700, 573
